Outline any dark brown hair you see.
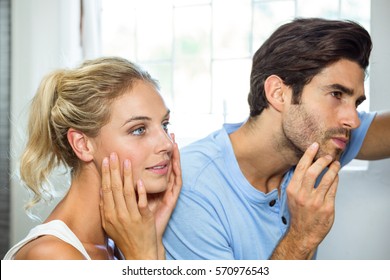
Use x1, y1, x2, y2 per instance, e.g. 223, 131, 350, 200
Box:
248, 18, 372, 117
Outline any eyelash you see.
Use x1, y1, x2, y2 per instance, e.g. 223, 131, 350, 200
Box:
331, 91, 342, 99
130, 126, 145, 136
129, 121, 170, 136
162, 121, 170, 133
355, 99, 364, 108
331, 91, 364, 108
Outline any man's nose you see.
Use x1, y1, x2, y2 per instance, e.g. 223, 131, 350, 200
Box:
341, 104, 361, 129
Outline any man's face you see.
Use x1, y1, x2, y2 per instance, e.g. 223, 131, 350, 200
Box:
281, 59, 366, 161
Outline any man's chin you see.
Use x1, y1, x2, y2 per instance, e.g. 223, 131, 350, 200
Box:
317, 148, 343, 162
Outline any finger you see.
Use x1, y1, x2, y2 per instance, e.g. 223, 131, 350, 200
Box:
170, 132, 175, 143
316, 160, 340, 199
109, 152, 128, 211
291, 142, 319, 185
99, 198, 105, 229
167, 141, 180, 186
166, 141, 182, 197
122, 158, 140, 218
101, 156, 115, 211
136, 179, 152, 217
172, 143, 182, 197
99, 188, 109, 231
325, 171, 339, 202
172, 140, 181, 166
301, 155, 334, 192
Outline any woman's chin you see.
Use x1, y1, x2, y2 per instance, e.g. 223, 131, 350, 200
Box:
144, 182, 168, 194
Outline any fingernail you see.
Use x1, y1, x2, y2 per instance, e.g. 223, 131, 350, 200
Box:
110, 152, 116, 162
311, 142, 319, 149
325, 155, 333, 161
124, 159, 129, 169
102, 157, 109, 166
137, 179, 144, 189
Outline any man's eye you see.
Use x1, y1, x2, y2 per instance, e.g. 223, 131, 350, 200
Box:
331, 91, 342, 99
356, 99, 365, 108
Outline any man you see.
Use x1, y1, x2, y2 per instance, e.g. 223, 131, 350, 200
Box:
163, 18, 390, 259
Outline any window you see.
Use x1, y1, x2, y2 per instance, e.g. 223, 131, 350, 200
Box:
101, 0, 371, 169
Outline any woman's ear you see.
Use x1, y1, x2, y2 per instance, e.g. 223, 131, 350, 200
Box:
67, 128, 94, 162
264, 75, 287, 112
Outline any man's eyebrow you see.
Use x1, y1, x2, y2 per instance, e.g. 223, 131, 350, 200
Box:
324, 83, 367, 104
324, 83, 354, 96
121, 109, 171, 127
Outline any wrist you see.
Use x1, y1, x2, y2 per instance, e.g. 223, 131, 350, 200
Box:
271, 229, 317, 260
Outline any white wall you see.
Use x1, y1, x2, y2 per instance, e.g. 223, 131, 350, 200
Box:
9, 0, 390, 259
10, 0, 81, 244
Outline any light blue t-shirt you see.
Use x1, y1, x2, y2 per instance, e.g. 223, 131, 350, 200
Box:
163, 111, 376, 259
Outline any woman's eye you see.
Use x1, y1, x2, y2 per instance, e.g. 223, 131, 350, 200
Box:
131, 127, 145, 136
331, 91, 342, 99
162, 122, 170, 132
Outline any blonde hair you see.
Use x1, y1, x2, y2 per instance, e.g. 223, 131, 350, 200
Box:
20, 57, 159, 209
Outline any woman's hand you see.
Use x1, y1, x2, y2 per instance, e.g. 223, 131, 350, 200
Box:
99, 134, 182, 260
146, 133, 182, 258
100, 152, 158, 260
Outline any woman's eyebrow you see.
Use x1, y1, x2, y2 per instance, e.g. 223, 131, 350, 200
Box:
163, 109, 171, 119
121, 116, 151, 127
121, 109, 171, 127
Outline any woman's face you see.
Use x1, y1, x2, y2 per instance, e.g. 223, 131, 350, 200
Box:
92, 81, 173, 193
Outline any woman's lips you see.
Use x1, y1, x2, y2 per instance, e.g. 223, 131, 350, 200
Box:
146, 160, 169, 175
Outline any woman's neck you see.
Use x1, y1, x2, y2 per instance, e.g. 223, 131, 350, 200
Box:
45, 163, 113, 258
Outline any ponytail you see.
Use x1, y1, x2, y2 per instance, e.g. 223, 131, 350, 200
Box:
20, 70, 66, 210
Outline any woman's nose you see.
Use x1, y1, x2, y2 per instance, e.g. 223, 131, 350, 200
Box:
155, 128, 174, 153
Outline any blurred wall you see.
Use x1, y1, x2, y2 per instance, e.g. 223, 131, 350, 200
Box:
9, 0, 81, 249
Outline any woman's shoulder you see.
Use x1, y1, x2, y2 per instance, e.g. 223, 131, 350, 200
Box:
14, 234, 87, 260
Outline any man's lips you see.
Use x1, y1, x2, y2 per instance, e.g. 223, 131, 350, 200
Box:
332, 137, 349, 150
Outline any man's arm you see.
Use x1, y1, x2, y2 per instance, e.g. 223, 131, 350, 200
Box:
356, 111, 390, 160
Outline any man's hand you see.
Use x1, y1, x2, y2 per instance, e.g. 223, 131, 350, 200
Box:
271, 142, 340, 259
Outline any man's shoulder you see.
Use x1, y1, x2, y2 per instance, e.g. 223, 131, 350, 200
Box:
180, 129, 225, 169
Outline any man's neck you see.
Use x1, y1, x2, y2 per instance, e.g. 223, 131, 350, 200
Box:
229, 115, 297, 193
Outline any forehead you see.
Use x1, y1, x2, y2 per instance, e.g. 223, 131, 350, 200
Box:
110, 81, 168, 121
310, 59, 365, 94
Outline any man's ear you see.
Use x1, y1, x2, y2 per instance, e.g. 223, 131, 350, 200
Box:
67, 128, 94, 162
264, 75, 287, 112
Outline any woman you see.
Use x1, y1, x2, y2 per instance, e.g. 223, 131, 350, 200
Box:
4, 57, 182, 260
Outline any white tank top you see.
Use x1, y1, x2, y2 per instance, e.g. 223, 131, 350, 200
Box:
3, 220, 91, 260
